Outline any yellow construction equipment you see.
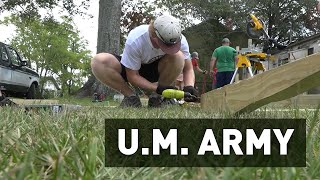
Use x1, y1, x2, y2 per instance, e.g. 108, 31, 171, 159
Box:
230, 51, 268, 83
162, 89, 200, 103
230, 14, 278, 84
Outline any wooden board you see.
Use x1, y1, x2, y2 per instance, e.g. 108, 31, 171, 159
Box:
23, 104, 82, 114
201, 53, 320, 114
9, 99, 59, 105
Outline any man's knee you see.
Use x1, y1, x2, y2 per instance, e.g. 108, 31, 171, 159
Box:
91, 53, 121, 73
159, 51, 185, 71
166, 51, 185, 64
91, 53, 115, 68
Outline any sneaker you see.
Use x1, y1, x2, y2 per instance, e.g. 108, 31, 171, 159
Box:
0, 96, 17, 107
119, 95, 142, 108
162, 98, 178, 106
148, 93, 178, 108
148, 93, 162, 108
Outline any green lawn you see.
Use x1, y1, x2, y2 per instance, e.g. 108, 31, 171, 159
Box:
0, 101, 319, 179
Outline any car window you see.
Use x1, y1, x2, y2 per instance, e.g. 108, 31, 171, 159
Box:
0, 46, 9, 62
7, 47, 21, 66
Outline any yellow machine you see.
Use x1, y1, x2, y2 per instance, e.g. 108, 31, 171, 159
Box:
162, 89, 186, 99
230, 52, 268, 84
249, 14, 264, 30
230, 14, 271, 84
161, 89, 200, 104
236, 52, 267, 70
162, 89, 199, 100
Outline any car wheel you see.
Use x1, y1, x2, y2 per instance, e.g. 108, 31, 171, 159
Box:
26, 83, 36, 99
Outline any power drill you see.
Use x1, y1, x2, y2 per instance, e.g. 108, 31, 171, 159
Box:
162, 89, 200, 101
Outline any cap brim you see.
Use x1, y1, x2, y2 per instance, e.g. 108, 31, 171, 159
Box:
156, 38, 181, 55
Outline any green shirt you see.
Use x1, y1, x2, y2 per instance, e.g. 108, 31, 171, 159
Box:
212, 46, 237, 72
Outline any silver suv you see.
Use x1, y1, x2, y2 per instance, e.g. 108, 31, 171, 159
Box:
0, 42, 39, 99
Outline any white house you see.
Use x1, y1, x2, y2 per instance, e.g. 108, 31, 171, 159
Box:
268, 33, 320, 69
269, 33, 320, 94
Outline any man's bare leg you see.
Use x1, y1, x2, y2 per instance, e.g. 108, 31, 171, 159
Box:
91, 53, 134, 96
148, 51, 185, 107
158, 51, 185, 86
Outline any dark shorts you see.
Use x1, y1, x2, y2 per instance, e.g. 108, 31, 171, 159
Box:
112, 54, 161, 83
216, 71, 234, 88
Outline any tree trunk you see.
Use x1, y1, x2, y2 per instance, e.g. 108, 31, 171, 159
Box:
76, 0, 121, 98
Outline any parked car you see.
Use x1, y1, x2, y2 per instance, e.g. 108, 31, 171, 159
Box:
0, 42, 39, 99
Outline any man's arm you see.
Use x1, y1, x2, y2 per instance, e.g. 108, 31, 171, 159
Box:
234, 55, 238, 67
195, 64, 207, 74
210, 57, 216, 73
195, 66, 203, 73
126, 68, 157, 92
183, 60, 195, 87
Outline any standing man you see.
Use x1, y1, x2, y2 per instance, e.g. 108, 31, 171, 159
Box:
209, 38, 237, 88
91, 14, 198, 107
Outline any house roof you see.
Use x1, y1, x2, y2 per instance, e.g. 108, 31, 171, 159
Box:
287, 33, 320, 48
270, 33, 320, 55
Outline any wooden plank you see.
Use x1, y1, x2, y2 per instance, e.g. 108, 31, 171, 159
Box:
23, 104, 82, 114
9, 99, 59, 105
201, 53, 320, 114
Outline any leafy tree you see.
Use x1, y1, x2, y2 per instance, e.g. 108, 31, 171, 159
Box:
154, 0, 233, 27
3, 15, 91, 96
156, 0, 320, 43
121, 0, 156, 33
0, 0, 90, 17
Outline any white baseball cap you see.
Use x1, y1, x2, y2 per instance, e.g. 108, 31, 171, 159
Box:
191, 52, 199, 59
154, 14, 182, 55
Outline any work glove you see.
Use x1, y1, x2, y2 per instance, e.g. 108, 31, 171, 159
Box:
156, 85, 177, 95
183, 86, 199, 102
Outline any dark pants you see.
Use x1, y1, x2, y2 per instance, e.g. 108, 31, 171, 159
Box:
112, 54, 162, 83
216, 71, 234, 88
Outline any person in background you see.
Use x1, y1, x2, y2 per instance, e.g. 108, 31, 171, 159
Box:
209, 38, 237, 88
191, 52, 207, 77
191, 52, 208, 93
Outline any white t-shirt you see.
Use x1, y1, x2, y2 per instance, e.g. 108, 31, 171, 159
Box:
121, 25, 190, 70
